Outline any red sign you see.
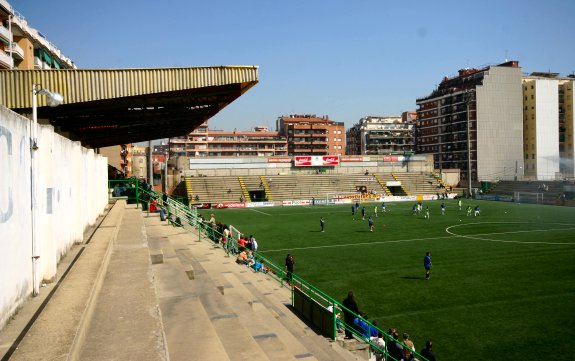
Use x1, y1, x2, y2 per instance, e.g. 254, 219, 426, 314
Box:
215, 202, 246, 209
322, 156, 340, 166
383, 156, 399, 162
294, 155, 340, 167
294, 156, 312, 166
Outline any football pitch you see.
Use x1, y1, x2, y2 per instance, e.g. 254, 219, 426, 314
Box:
206, 199, 575, 361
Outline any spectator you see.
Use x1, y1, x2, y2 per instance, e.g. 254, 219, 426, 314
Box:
387, 328, 403, 361
371, 331, 386, 361
403, 333, 415, 361
250, 236, 258, 252
353, 312, 370, 339
420, 340, 437, 361
285, 254, 295, 285
342, 291, 359, 339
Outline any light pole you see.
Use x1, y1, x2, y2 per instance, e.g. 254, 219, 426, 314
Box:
31, 85, 63, 296
463, 91, 474, 198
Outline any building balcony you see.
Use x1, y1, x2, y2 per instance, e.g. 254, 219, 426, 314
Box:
0, 25, 11, 45
7, 42, 24, 60
0, 50, 13, 69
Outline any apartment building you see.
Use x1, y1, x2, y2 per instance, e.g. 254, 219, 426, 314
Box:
277, 114, 345, 156
169, 122, 288, 157
416, 61, 524, 182
523, 73, 575, 179
0, 1, 75, 70
345, 115, 414, 155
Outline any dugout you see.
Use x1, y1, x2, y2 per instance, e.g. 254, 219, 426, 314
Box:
292, 287, 335, 339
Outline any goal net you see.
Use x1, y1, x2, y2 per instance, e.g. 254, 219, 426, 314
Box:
513, 192, 544, 204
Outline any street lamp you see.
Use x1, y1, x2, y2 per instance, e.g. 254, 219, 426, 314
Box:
31, 84, 63, 296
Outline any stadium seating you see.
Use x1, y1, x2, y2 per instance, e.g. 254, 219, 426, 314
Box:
186, 172, 447, 203
389, 172, 443, 196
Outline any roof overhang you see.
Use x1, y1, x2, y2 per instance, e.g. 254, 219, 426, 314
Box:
0, 66, 258, 148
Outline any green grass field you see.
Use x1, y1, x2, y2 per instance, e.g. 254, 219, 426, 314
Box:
204, 199, 575, 361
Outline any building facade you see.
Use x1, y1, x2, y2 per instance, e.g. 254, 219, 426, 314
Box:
0, 2, 75, 70
277, 114, 345, 156
169, 122, 288, 157
345, 115, 414, 155
416, 61, 524, 183
522, 73, 575, 180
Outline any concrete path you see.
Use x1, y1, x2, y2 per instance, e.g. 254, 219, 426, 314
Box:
0, 200, 363, 361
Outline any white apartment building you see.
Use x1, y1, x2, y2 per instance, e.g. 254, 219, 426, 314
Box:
346, 116, 414, 155
523, 73, 575, 180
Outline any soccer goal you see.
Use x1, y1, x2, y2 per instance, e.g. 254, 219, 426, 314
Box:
513, 192, 544, 204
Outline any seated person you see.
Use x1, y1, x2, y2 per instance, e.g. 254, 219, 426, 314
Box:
149, 199, 166, 220
236, 250, 255, 266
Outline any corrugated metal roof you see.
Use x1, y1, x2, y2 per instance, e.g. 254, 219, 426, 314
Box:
0, 66, 259, 148
0, 66, 259, 108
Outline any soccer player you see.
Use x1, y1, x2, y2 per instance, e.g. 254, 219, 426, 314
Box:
381, 202, 387, 212
425, 206, 430, 219
320, 217, 325, 232
458, 198, 462, 211
474, 205, 481, 217
374, 205, 378, 218
424, 252, 432, 280
368, 216, 374, 232
441, 202, 446, 215
351, 205, 356, 218
412, 204, 417, 215
361, 206, 366, 220
466, 205, 472, 217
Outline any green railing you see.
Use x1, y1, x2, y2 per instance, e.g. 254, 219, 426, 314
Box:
117, 182, 429, 361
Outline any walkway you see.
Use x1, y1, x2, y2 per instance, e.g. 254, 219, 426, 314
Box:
0, 200, 363, 361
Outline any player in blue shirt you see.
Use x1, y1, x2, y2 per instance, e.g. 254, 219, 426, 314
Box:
424, 252, 432, 280
368, 216, 374, 232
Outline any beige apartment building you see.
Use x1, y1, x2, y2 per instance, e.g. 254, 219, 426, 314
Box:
0, 1, 75, 70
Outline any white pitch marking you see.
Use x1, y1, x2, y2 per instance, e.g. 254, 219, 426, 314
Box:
445, 222, 575, 245
248, 208, 272, 216
260, 235, 457, 253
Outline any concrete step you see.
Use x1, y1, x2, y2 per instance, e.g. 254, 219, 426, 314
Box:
191, 236, 359, 361
148, 220, 270, 361
78, 207, 167, 361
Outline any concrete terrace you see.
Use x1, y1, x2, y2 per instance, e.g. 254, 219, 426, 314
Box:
0, 200, 363, 361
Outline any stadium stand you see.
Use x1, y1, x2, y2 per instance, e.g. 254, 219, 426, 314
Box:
392, 172, 445, 196
184, 172, 448, 203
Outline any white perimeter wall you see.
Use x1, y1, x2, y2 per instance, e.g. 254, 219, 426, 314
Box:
0, 106, 108, 331
534, 79, 560, 180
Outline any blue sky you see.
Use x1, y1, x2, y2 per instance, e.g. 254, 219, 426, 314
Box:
12, 0, 575, 133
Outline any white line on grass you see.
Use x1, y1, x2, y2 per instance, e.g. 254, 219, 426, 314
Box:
248, 208, 272, 216
259, 235, 458, 253
445, 222, 575, 245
